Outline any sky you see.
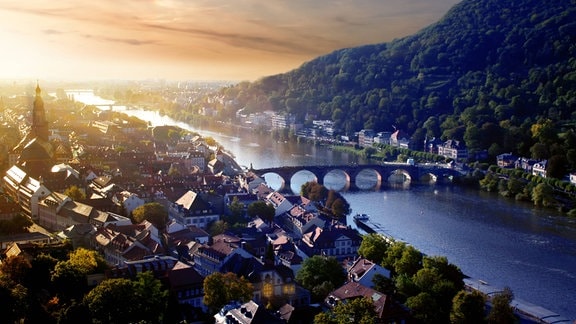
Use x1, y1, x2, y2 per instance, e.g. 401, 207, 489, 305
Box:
0, 0, 460, 82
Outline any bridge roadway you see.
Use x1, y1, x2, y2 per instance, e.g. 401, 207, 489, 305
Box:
252, 163, 461, 191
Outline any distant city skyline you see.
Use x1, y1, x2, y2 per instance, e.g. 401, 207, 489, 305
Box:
0, 0, 459, 82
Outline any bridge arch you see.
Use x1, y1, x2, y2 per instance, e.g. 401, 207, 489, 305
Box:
323, 169, 351, 191
349, 168, 382, 190
290, 170, 319, 193
387, 169, 412, 184
252, 164, 459, 192
419, 172, 438, 184
262, 172, 286, 192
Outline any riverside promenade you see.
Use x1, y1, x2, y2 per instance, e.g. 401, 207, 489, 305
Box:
464, 278, 572, 324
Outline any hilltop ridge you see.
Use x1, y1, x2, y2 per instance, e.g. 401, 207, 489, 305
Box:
172, 0, 576, 170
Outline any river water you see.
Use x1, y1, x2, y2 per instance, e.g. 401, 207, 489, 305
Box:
70, 91, 576, 319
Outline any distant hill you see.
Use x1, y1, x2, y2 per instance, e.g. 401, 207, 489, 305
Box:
205, 0, 576, 170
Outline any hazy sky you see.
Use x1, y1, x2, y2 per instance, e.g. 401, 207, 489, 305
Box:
0, 0, 459, 81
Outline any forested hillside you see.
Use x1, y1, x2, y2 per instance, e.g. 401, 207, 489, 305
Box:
207, 0, 576, 172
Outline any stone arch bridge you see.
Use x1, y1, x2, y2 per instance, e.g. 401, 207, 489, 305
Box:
252, 163, 461, 191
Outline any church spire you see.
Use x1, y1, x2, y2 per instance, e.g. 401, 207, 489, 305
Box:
31, 82, 49, 142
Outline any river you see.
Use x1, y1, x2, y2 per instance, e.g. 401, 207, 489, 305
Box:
69, 91, 576, 320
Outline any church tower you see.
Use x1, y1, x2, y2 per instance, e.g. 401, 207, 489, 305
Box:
31, 83, 49, 142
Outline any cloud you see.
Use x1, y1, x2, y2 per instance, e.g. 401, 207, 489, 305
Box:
0, 0, 460, 80
43, 29, 64, 35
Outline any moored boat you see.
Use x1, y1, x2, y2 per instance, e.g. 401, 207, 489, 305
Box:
353, 213, 370, 222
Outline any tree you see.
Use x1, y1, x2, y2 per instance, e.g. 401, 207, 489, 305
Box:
67, 248, 108, 275
131, 202, 169, 230
57, 300, 90, 324
84, 272, 168, 324
209, 220, 229, 236
51, 261, 87, 300
372, 273, 395, 295
405, 292, 441, 323
487, 287, 516, 324
84, 278, 136, 324
0, 276, 29, 323
531, 183, 556, 207
295, 255, 346, 301
131, 271, 169, 323
0, 255, 31, 285
451, 290, 486, 324
546, 154, 567, 179
330, 197, 350, 220
228, 196, 245, 220
247, 201, 275, 224
394, 245, 422, 277
64, 185, 86, 200
203, 272, 253, 313
358, 233, 390, 263
422, 255, 464, 290
28, 253, 58, 289
315, 297, 377, 324
301, 181, 328, 202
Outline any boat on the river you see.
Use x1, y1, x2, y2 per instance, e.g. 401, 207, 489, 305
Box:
353, 213, 370, 222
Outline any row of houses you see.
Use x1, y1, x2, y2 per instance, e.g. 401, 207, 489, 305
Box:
496, 152, 576, 184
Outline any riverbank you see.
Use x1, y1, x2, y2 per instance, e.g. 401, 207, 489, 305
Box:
354, 214, 573, 323
71, 91, 576, 320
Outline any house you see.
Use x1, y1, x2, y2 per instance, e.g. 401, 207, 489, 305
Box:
390, 130, 411, 148
37, 192, 88, 231
268, 232, 306, 273
346, 257, 391, 288
496, 153, 518, 168
117, 191, 145, 215
437, 139, 468, 161
90, 222, 164, 266
207, 158, 225, 175
224, 192, 258, 216
532, 160, 548, 178
221, 254, 310, 307
123, 255, 179, 277
0, 232, 53, 250
215, 300, 284, 324
57, 223, 96, 249
169, 190, 219, 230
3, 165, 51, 219
192, 234, 253, 277
166, 261, 206, 313
515, 157, 538, 172
166, 220, 210, 245
374, 132, 392, 145
37, 191, 130, 231
358, 129, 375, 148
424, 137, 443, 154
325, 282, 411, 323
253, 183, 274, 200
266, 192, 294, 217
300, 224, 362, 261
282, 205, 322, 238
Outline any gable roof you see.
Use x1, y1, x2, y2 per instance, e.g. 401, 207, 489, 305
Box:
167, 261, 204, 287
328, 282, 408, 320
175, 190, 210, 211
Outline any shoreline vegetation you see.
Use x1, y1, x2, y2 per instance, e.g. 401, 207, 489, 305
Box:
100, 92, 576, 218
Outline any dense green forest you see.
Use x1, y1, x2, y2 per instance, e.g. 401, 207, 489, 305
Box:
179, 0, 576, 173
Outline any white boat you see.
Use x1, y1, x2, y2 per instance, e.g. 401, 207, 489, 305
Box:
353, 213, 370, 222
